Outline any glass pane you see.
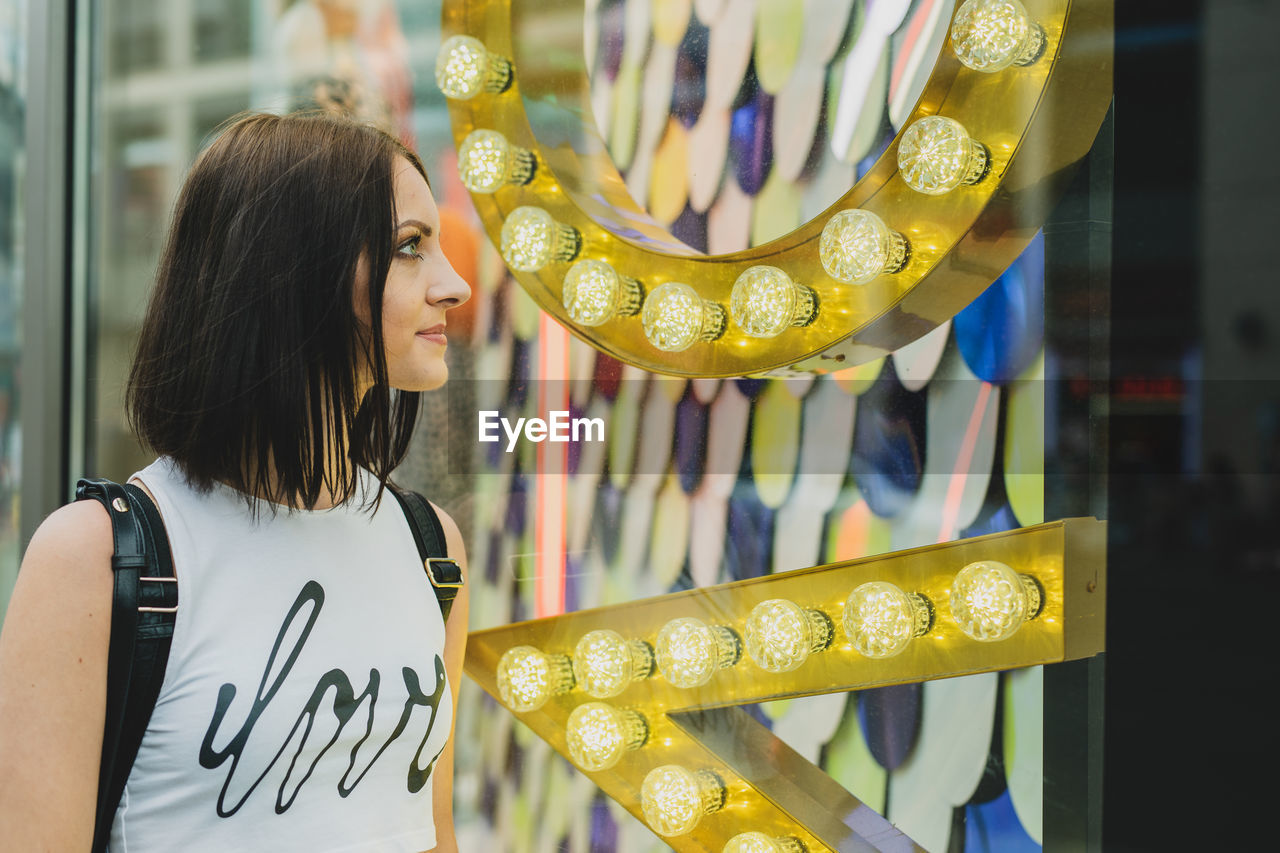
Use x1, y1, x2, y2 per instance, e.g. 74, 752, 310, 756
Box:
193, 0, 253, 63
80, 1, 1107, 850
91, 106, 173, 478
107, 0, 166, 76
0, 0, 24, 623
86, 0, 461, 487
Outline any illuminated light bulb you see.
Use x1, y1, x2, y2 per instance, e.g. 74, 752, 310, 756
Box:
565, 702, 648, 771
723, 832, 808, 853
500, 206, 581, 272
743, 598, 833, 673
897, 116, 989, 195
729, 266, 818, 338
951, 0, 1046, 72
641, 282, 727, 352
434, 35, 512, 100
572, 629, 654, 698
495, 645, 574, 712
457, 129, 535, 194
949, 560, 1044, 642
562, 259, 644, 327
654, 616, 740, 688
818, 209, 910, 285
640, 765, 726, 837
842, 581, 934, 659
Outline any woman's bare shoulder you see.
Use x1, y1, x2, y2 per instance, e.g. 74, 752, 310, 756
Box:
20, 500, 115, 591
0, 498, 116, 681
30, 498, 116, 558
2, 498, 115, 648
0, 500, 114, 849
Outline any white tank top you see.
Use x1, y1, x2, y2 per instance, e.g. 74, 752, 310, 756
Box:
109, 457, 453, 853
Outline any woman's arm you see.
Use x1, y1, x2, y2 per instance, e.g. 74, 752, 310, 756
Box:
426, 503, 469, 853
0, 500, 115, 850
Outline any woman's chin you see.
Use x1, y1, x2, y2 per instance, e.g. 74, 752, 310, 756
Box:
394, 366, 449, 393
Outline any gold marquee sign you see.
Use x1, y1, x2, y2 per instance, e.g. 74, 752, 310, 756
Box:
437, 0, 1114, 377
464, 518, 1107, 851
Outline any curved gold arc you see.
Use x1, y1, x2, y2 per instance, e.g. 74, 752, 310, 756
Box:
442, 0, 1113, 378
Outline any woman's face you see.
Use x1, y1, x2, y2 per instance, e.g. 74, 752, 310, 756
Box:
357, 156, 471, 392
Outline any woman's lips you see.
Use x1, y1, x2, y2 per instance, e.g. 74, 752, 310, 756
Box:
417, 325, 447, 346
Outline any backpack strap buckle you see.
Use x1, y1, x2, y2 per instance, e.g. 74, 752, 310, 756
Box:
425, 558, 464, 591
138, 576, 179, 614
388, 486, 463, 621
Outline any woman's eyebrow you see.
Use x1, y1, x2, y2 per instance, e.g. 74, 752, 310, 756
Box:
396, 218, 434, 236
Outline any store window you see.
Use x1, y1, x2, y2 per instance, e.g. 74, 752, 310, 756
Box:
0, 0, 24, 621
77, 1, 1108, 850
193, 0, 254, 63
86, 0, 457, 481
107, 0, 166, 76
16, 0, 1280, 848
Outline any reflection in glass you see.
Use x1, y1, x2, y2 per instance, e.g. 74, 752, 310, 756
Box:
722, 832, 807, 853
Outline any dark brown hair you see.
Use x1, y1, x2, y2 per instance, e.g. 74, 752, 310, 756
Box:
126, 111, 427, 512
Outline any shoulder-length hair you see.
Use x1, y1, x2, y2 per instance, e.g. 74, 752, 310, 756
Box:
127, 111, 427, 512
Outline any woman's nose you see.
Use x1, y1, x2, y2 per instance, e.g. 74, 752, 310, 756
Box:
432, 260, 472, 309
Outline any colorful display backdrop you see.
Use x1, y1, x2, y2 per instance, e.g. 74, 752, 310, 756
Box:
437, 2, 1062, 850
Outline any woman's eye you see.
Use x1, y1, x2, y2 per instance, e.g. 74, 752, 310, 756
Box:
397, 236, 424, 259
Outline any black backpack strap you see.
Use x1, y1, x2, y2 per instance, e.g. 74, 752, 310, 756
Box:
76, 478, 178, 853
388, 486, 463, 623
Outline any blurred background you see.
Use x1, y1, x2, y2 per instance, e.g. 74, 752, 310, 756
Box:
1, 0, 1276, 850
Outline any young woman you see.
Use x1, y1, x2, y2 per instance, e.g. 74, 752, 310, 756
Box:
0, 111, 471, 852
